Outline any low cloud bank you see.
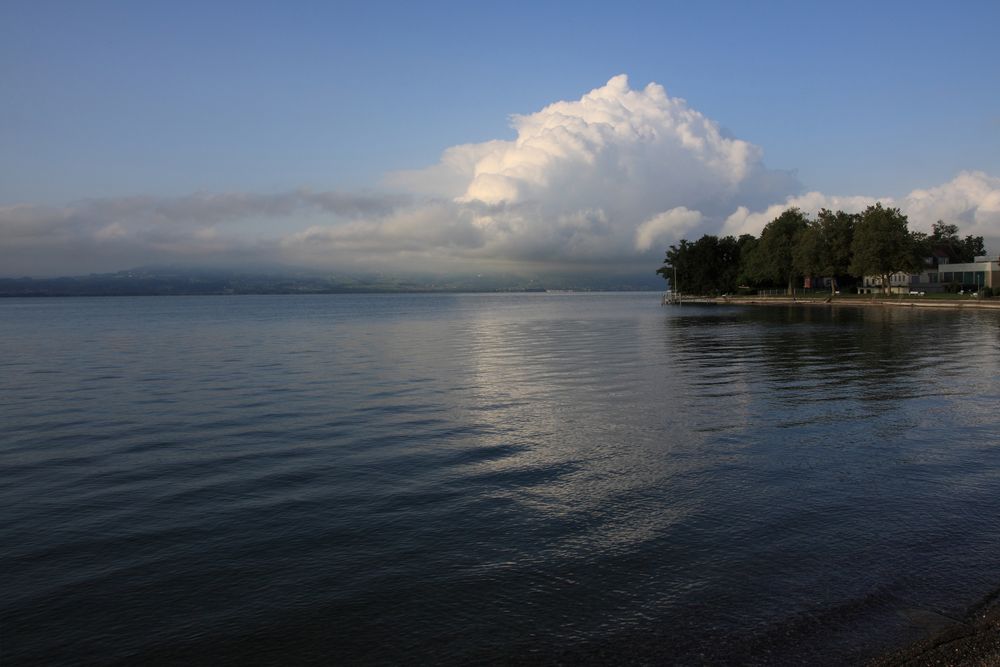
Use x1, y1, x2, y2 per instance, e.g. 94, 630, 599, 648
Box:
2, 76, 997, 277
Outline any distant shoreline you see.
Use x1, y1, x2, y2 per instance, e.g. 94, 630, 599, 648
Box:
0, 289, 663, 298
672, 295, 1000, 311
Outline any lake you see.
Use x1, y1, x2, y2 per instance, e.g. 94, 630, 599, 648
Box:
2, 293, 999, 664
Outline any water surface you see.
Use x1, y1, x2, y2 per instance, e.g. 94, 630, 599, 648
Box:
2, 294, 999, 664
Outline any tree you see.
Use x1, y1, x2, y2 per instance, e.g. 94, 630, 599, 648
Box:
657, 235, 720, 295
792, 209, 857, 296
734, 234, 759, 288
926, 220, 986, 263
657, 234, 756, 295
658, 238, 694, 293
961, 234, 986, 262
721, 234, 758, 292
909, 230, 931, 274
743, 208, 809, 295
849, 203, 917, 295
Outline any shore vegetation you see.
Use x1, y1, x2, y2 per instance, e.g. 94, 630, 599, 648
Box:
657, 204, 987, 297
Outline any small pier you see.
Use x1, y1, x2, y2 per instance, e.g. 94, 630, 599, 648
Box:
661, 291, 681, 306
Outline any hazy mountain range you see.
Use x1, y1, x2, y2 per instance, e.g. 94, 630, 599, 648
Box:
0, 266, 663, 297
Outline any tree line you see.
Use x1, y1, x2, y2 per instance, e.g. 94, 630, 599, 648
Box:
657, 204, 986, 295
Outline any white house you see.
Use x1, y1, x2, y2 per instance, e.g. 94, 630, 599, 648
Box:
932, 256, 1000, 290
857, 256, 1000, 295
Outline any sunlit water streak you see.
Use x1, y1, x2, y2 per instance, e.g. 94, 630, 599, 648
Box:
1, 294, 999, 665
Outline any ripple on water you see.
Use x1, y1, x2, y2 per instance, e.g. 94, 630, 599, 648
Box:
1, 295, 999, 664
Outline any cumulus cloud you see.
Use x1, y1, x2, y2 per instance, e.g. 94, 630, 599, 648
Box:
902, 171, 1000, 238
392, 74, 795, 218
5, 74, 803, 275
634, 208, 703, 251
375, 74, 797, 264
2, 75, 998, 277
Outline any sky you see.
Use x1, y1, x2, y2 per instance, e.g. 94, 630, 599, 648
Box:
2, 0, 999, 277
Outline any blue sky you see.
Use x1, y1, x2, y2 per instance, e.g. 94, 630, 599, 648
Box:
2, 0, 999, 275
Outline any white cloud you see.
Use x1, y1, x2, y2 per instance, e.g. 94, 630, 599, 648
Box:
2, 76, 998, 277
392, 74, 793, 216
0, 76, 800, 275
378, 74, 798, 262
634, 208, 703, 251
901, 171, 1000, 238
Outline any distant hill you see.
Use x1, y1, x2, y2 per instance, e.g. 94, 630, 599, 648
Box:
0, 268, 663, 296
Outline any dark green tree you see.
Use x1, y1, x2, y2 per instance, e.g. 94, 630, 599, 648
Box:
926, 221, 986, 263
657, 234, 756, 295
849, 203, 917, 295
723, 234, 758, 292
743, 208, 809, 295
961, 234, 986, 262
733, 234, 759, 288
793, 209, 858, 296
658, 238, 694, 293
909, 230, 932, 273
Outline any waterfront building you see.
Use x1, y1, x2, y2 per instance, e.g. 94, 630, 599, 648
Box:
857, 256, 1000, 295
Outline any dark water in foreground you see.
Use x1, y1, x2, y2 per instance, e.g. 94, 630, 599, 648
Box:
2, 294, 999, 665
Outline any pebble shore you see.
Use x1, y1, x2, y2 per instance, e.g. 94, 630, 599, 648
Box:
871, 595, 1000, 666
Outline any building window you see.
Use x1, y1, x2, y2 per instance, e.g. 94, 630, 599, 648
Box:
929, 273, 938, 283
